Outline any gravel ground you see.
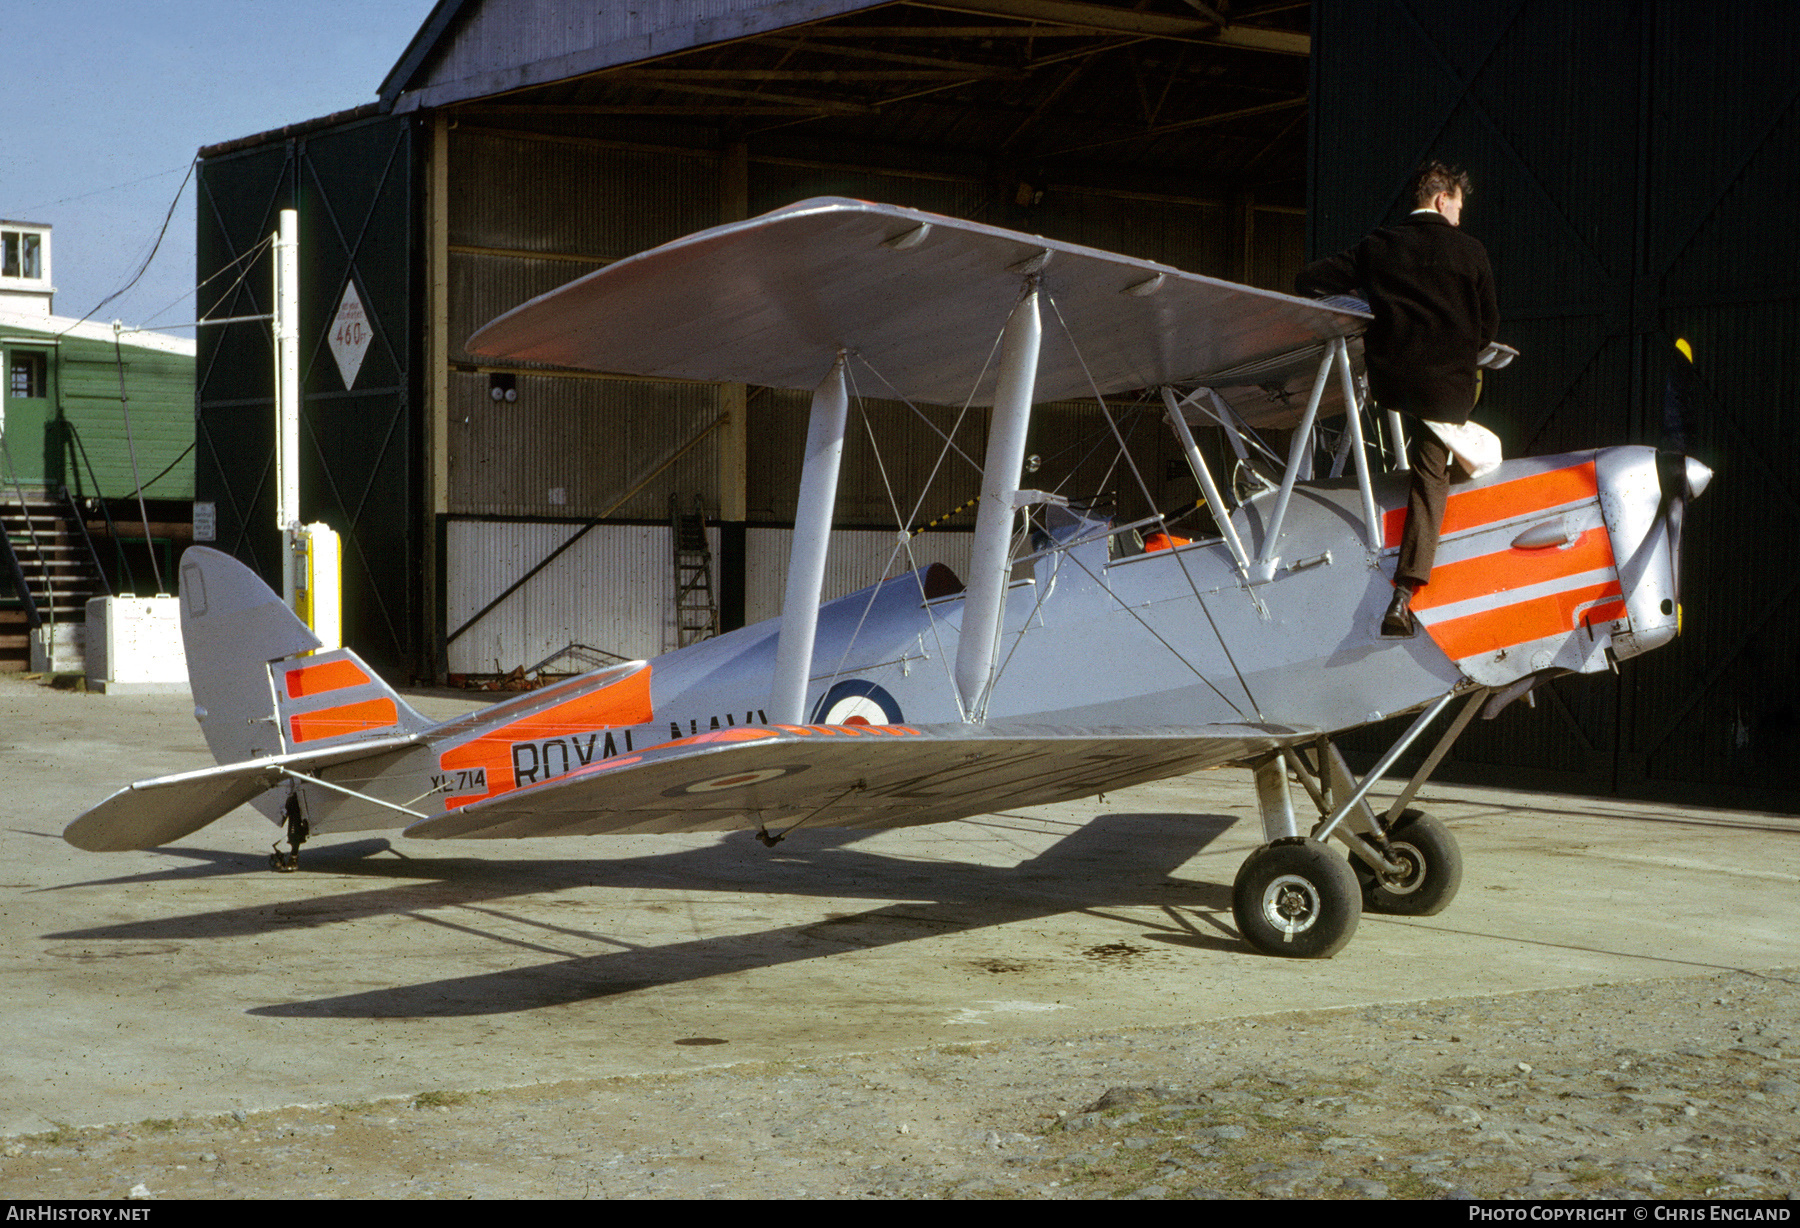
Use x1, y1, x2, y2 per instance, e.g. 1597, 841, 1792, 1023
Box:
3, 966, 1796, 1200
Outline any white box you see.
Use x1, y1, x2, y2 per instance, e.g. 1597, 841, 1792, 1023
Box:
85, 596, 188, 695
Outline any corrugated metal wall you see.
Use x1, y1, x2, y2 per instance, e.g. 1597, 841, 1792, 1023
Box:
1312, 0, 1800, 810
446, 519, 721, 668
744, 526, 975, 626
450, 371, 723, 519
446, 127, 727, 521
444, 518, 975, 672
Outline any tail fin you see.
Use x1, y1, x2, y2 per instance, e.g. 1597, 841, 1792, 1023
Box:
179, 547, 427, 816
65, 548, 430, 852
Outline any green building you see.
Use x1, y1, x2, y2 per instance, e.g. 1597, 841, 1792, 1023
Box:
1, 219, 195, 669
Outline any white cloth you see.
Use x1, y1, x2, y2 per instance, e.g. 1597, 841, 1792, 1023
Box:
1423, 417, 1503, 479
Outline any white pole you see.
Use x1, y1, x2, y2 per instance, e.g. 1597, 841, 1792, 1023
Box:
274, 208, 301, 608
768, 357, 847, 726
954, 287, 1041, 719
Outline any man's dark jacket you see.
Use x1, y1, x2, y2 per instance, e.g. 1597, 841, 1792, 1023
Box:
1295, 211, 1499, 424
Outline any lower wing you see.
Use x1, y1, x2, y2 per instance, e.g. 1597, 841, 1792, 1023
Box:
405, 721, 1312, 840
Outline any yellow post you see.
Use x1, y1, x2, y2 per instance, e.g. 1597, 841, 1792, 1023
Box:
292, 523, 342, 650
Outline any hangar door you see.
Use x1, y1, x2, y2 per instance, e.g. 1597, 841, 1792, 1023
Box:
1313, 0, 1799, 811
196, 114, 425, 679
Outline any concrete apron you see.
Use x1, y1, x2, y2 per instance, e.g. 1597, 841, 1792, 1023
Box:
3, 677, 1796, 1134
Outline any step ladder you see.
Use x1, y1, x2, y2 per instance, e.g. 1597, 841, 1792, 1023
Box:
0, 486, 111, 671
670, 494, 719, 650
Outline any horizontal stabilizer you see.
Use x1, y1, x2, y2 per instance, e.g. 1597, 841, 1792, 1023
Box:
64, 735, 421, 852
405, 720, 1309, 840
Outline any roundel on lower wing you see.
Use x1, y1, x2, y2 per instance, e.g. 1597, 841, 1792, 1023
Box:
666, 764, 810, 796
811, 679, 904, 726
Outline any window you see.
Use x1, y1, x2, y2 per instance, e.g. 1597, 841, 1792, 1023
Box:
1, 230, 43, 280
8, 352, 45, 398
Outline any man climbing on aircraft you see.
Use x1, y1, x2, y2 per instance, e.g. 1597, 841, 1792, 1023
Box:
1295, 161, 1500, 637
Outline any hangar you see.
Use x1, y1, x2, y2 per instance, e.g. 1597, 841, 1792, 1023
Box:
192, 0, 1798, 811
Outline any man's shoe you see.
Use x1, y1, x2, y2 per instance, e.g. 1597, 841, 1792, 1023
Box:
1381, 587, 1416, 638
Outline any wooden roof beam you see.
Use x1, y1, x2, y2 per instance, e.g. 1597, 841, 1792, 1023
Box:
904, 0, 1309, 55
609, 67, 1025, 82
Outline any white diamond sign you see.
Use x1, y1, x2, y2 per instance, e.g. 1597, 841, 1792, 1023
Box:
328, 280, 372, 390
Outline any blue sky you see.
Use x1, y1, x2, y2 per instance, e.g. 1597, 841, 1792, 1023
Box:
4, 1, 439, 335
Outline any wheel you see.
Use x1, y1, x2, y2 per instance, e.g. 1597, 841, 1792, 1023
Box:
1232, 838, 1361, 958
1356, 809, 1462, 916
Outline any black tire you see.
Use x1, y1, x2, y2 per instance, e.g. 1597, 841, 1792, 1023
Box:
1357, 809, 1462, 916
1232, 838, 1361, 958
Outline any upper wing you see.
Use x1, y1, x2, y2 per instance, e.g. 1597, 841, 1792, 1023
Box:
1179, 335, 1368, 430
465, 197, 1368, 410
404, 720, 1310, 840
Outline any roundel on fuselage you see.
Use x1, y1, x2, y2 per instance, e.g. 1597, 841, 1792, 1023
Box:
811, 680, 903, 726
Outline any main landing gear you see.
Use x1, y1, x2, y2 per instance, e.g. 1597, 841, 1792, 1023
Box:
1231, 688, 1486, 958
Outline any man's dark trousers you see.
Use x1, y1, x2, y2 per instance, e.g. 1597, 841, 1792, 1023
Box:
1396, 426, 1452, 590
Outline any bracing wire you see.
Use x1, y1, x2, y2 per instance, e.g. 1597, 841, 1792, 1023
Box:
139, 231, 276, 331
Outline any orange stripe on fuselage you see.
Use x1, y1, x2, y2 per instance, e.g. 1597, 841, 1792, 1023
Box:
289, 698, 399, 743
1426, 581, 1624, 661
1383, 461, 1600, 549
436, 665, 655, 807
284, 658, 371, 698
1411, 527, 1615, 614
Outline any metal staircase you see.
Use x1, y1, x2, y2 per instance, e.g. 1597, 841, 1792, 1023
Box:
670, 494, 719, 650
0, 487, 110, 671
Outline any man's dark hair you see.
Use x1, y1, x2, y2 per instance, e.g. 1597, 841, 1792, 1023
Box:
1412, 161, 1473, 207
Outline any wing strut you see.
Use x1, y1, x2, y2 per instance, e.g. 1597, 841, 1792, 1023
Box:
1161, 385, 1251, 576
1255, 343, 1333, 579
1333, 337, 1383, 551
769, 355, 848, 725
1253, 336, 1382, 578
954, 285, 1042, 719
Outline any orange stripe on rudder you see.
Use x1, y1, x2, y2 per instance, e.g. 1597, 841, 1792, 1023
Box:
289, 698, 399, 743
1383, 462, 1600, 549
284, 658, 371, 698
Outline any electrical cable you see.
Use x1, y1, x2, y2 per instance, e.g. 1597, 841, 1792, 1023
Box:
56, 160, 197, 338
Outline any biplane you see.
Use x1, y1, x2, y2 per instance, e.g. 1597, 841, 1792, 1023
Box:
65, 198, 1711, 958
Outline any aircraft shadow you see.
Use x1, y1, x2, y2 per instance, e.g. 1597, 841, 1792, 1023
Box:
44, 812, 1241, 1018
